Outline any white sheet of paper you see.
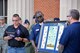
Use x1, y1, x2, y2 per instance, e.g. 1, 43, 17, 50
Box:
55, 25, 64, 51
41, 26, 48, 49
46, 26, 58, 50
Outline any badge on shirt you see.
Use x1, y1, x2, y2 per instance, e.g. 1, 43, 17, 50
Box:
6, 31, 15, 38
36, 29, 39, 31
10, 34, 15, 38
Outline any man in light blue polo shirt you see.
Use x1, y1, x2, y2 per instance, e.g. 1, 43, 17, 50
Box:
58, 9, 80, 53
0, 17, 8, 53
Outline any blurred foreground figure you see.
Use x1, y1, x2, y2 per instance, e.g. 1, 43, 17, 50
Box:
0, 17, 8, 53
58, 9, 80, 53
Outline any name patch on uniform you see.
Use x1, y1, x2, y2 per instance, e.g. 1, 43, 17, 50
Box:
36, 29, 39, 31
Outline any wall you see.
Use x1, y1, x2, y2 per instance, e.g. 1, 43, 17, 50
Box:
60, 0, 77, 20
7, 0, 34, 25
34, 0, 60, 20
7, 0, 80, 25
77, 0, 80, 11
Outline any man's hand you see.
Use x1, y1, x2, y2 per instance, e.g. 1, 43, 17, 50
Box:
15, 37, 23, 41
4, 36, 12, 41
34, 47, 38, 53
22, 38, 29, 42
30, 40, 38, 53
58, 44, 64, 53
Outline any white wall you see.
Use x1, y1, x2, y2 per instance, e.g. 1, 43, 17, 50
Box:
7, 0, 80, 25
7, 0, 34, 25
60, 0, 77, 21
77, 0, 80, 11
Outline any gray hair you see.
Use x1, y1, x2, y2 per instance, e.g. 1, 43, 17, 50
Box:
69, 9, 80, 20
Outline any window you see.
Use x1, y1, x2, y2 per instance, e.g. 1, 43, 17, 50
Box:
0, 0, 7, 23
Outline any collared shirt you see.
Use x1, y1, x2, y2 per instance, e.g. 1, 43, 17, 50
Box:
30, 23, 41, 46
0, 24, 7, 39
0, 24, 8, 44
3, 24, 29, 47
59, 22, 80, 53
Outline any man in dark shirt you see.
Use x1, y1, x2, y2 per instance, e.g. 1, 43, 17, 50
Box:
3, 14, 29, 53
58, 9, 80, 53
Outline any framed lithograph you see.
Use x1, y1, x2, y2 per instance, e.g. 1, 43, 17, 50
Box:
38, 21, 67, 53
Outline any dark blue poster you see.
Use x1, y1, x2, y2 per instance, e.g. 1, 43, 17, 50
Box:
38, 21, 67, 53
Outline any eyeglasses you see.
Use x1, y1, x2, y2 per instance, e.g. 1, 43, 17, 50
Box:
0, 19, 4, 21
67, 15, 71, 17
12, 20, 19, 22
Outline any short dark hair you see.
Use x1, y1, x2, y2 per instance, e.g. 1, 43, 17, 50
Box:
13, 14, 19, 17
19, 17, 22, 20
54, 18, 60, 21
33, 15, 36, 19
35, 11, 44, 17
69, 9, 80, 20
35, 11, 44, 23
24, 19, 30, 25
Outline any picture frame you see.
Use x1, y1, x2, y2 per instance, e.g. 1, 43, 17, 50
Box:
38, 21, 67, 53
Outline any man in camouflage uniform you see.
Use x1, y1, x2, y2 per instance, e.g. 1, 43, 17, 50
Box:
0, 17, 8, 53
